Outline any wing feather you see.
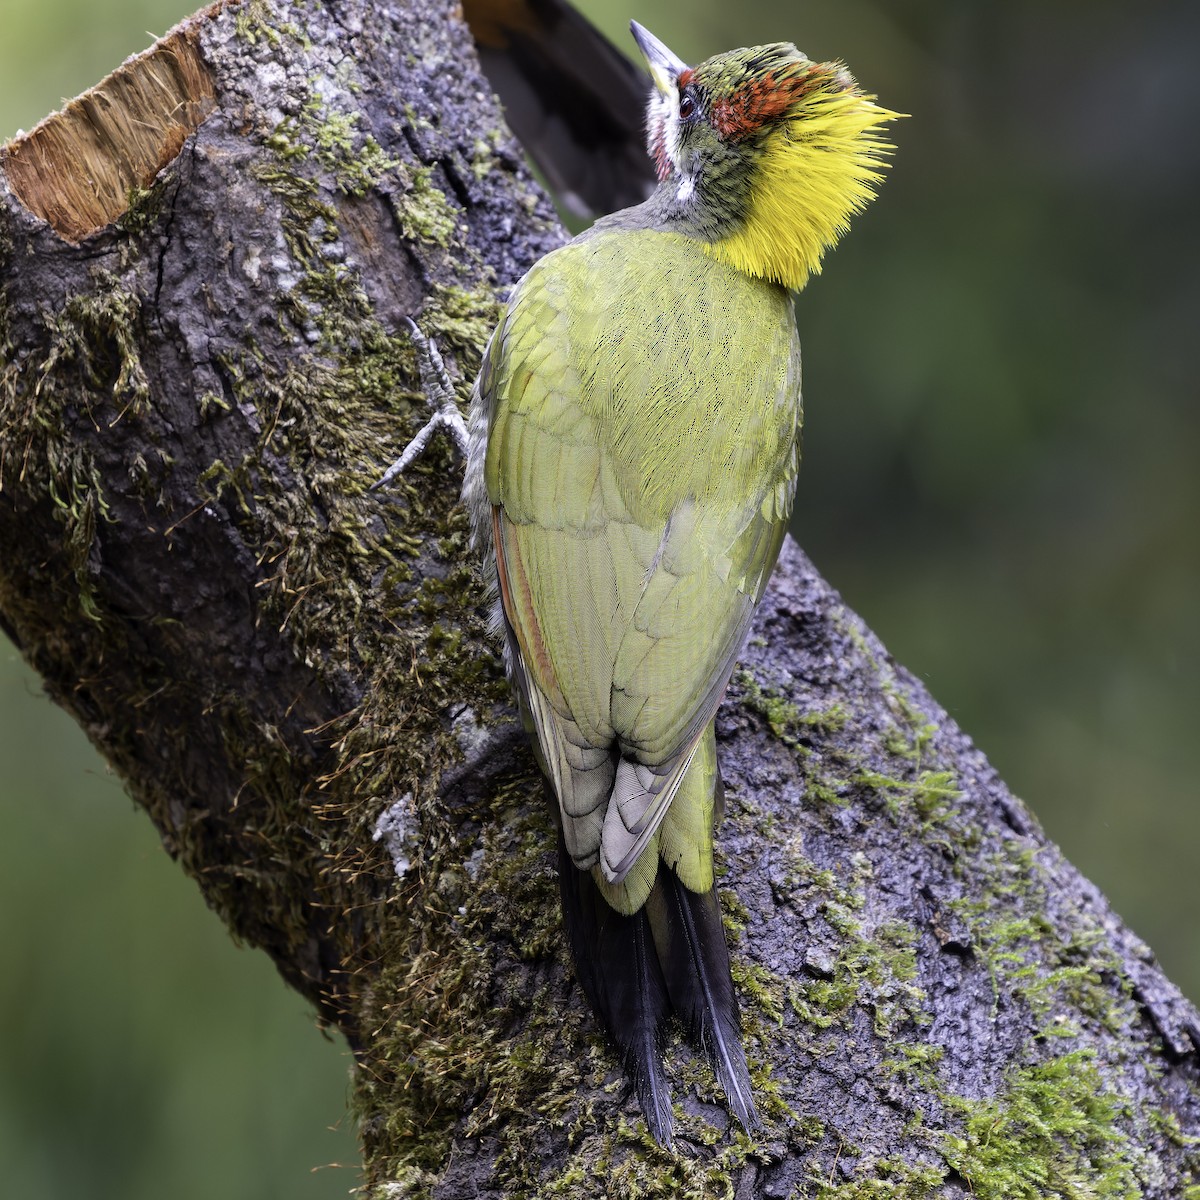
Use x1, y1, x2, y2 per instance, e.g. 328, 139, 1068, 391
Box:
477, 229, 802, 895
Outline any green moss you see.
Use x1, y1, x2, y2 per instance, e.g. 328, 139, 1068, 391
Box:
233, 0, 309, 49
234, 0, 278, 45
0, 281, 152, 623
790, 914, 927, 1039
270, 95, 402, 196
533, 1118, 753, 1200
947, 843, 1131, 1036
942, 1050, 1141, 1199
40, 283, 149, 417
880, 688, 938, 765
855, 767, 960, 830
881, 1040, 944, 1085
197, 389, 231, 422
119, 180, 170, 236
735, 668, 848, 747
805, 777, 850, 807
421, 282, 504, 361
732, 959, 787, 1026
806, 1156, 945, 1198
397, 165, 463, 246
736, 667, 803, 741
470, 133, 504, 183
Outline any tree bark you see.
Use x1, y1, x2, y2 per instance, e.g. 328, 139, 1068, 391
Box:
1, 1, 1197, 1196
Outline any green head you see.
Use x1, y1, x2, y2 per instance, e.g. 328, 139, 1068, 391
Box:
630, 22, 901, 291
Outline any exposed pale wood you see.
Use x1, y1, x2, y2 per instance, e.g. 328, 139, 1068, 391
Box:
1, 7, 224, 242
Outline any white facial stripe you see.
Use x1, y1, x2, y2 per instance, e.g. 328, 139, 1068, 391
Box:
665, 86, 683, 173
645, 89, 671, 176
647, 89, 671, 133
676, 173, 695, 202
645, 81, 688, 178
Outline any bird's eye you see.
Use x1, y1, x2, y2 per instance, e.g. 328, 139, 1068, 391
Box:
678, 91, 697, 120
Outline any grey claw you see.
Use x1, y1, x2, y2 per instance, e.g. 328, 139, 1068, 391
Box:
374, 320, 470, 488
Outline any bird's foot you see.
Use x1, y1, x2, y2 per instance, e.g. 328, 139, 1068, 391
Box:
372, 318, 469, 490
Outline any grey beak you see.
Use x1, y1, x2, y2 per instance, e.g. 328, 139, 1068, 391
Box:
630, 21, 689, 94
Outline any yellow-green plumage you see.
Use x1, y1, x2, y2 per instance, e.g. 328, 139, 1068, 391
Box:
483, 228, 799, 914
454, 22, 897, 1145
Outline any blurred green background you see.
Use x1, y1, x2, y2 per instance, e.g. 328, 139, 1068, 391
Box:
2, 0, 1196, 1194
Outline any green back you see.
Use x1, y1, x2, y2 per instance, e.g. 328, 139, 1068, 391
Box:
479, 225, 801, 909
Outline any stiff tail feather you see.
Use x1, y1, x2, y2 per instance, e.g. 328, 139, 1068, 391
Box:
647, 869, 761, 1134
558, 836, 674, 1144
558, 836, 759, 1144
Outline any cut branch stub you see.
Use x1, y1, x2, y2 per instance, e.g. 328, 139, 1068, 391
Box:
0, 4, 225, 243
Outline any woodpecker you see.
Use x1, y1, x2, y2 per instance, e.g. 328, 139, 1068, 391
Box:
382, 21, 898, 1144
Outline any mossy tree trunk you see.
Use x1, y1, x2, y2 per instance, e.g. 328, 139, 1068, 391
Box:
1, 1, 1197, 1195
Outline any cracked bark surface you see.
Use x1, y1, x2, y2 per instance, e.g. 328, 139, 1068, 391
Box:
1, 1, 1197, 1195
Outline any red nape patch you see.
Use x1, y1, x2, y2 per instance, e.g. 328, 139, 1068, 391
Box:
711, 70, 819, 140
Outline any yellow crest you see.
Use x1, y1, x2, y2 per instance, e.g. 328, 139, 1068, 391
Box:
706, 82, 901, 292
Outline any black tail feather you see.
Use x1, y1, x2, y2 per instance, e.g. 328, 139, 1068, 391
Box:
558, 836, 759, 1144
649, 870, 761, 1134
558, 837, 674, 1144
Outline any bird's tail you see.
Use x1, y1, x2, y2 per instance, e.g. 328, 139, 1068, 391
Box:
462, 0, 656, 216
557, 837, 760, 1145
647, 869, 760, 1134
